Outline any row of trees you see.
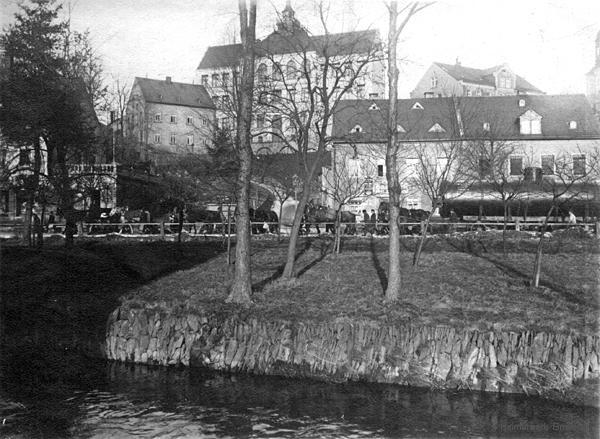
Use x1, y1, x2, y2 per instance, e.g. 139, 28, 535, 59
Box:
0, 0, 108, 245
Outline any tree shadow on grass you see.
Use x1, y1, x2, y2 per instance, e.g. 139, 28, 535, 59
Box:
444, 237, 590, 307
370, 236, 387, 293
251, 238, 323, 291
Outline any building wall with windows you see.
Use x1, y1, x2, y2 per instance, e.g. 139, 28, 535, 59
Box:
411, 62, 544, 99
195, 2, 385, 155
331, 95, 600, 212
125, 77, 215, 165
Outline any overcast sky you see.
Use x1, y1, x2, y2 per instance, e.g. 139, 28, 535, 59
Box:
1, 0, 599, 99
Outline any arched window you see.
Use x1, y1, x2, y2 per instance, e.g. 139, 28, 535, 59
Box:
286, 60, 296, 79
257, 63, 268, 82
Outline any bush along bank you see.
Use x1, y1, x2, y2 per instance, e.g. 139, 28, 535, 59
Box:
105, 304, 599, 407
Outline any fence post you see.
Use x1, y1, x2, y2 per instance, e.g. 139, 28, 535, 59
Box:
160, 222, 165, 240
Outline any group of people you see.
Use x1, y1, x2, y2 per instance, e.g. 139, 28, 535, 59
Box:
361, 209, 379, 236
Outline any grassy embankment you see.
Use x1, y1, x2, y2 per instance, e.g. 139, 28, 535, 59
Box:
1, 230, 598, 342
118, 230, 598, 337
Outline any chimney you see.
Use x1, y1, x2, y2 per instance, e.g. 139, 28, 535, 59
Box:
455, 57, 461, 66
166, 76, 172, 84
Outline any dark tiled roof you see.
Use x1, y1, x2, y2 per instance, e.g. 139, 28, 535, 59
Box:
434, 62, 543, 93
198, 44, 243, 69
135, 77, 214, 109
332, 95, 600, 143
254, 151, 331, 186
198, 29, 379, 69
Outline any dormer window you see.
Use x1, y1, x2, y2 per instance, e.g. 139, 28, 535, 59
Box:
412, 102, 424, 110
396, 124, 406, 133
518, 99, 526, 107
519, 109, 542, 135
483, 122, 490, 131
428, 123, 446, 133
368, 103, 379, 111
569, 121, 577, 130
351, 124, 363, 133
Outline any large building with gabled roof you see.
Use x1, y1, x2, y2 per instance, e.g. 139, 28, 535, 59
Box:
410, 61, 544, 99
331, 94, 599, 214
195, 1, 385, 153
125, 76, 215, 165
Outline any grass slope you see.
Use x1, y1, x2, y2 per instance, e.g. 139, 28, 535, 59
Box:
123, 235, 599, 336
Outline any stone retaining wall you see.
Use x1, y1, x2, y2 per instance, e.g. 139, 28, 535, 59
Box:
105, 305, 599, 403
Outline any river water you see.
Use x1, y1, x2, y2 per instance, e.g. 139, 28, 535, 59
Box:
0, 352, 597, 439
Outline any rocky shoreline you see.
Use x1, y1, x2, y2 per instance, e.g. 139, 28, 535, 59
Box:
105, 304, 600, 407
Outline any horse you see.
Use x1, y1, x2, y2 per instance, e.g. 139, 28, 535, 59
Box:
303, 203, 356, 235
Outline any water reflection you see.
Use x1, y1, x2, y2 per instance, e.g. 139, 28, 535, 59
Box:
0, 360, 598, 438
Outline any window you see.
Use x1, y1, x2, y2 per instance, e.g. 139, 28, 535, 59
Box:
257, 136, 263, 143
202, 117, 207, 126
271, 89, 282, 103
18, 149, 30, 166
221, 95, 230, 107
155, 113, 162, 122
289, 90, 296, 101
170, 115, 177, 124
201, 75, 208, 86
518, 99, 526, 107
483, 122, 490, 131
272, 63, 282, 81
271, 115, 282, 132
541, 154, 555, 175
519, 110, 542, 135
569, 120, 577, 130
573, 155, 586, 175
257, 63, 267, 82
510, 157, 523, 176
222, 72, 230, 87
411, 102, 424, 110
479, 157, 491, 176
286, 60, 296, 79
466, 89, 472, 96
424, 92, 434, 98
377, 164, 384, 177
211, 74, 220, 87
476, 88, 483, 96
154, 133, 161, 144
428, 123, 446, 133
170, 133, 176, 144
430, 74, 438, 88
369, 93, 379, 99
187, 135, 194, 146
369, 103, 379, 111
356, 84, 365, 97
220, 117, 231, 130
351, 124, 362, 133
396, 124, 406, 133
187, 116, 193, 125
364, 177, 373, 193
256, 114, 265, 128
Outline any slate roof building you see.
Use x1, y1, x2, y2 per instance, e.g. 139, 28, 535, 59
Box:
586, 30, 600, 117
195, 1, 385, 153
331, 95, 600, 213
125, 76, 215, 165
410, 61, 543, 99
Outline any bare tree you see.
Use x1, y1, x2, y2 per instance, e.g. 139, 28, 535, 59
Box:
384, 0, 432, 301
531, 148, 599, 287
226, 0, 256, 304
409, 132, 471, 266
324, 144, 375, 253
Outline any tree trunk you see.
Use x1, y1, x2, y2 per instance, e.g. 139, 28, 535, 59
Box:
384, 1, 402, 301
226, 0, 256, 305
334, 208, 342, 254
282, 180, 312, 279
502, 201, 508, 256
532, 205, 554, 287
413, 211, 433, 267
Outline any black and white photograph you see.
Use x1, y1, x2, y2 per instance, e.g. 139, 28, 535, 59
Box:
0, 0, 599, 437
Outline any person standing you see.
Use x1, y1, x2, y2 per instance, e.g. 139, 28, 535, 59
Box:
370, 209, 377, 235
